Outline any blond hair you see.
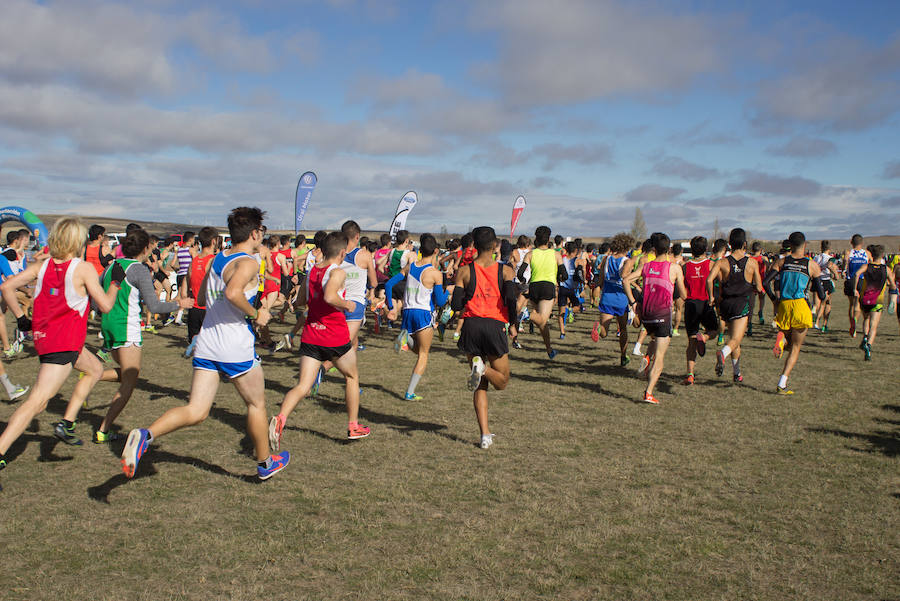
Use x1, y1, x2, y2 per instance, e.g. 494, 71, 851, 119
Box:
48, 217, 87, 260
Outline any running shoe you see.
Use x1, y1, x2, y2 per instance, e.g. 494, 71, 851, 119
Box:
357, 344, 366, 351
637, 355, 650, 378
467, 356, 485, 390
512, 340, 522, 350
641, 392, 659, 405
121, 428, 151, 478
672, 328, 681, 337
453, 332, 460, 341
163, 315, 176, 327
2, 345, 18, 359
559, 333, 565, 340
311, 367, 323, 396
716, 333, 725, 346
437, 323, 446, 341
184, 338, 197, 358
404, 392, 423, 401
394, 329, 409, 353
7, 384, 28, 401
822, 325, 829, 333
53, 421, 83, 446
863, 343, 871, 361
273, 339, 286, 353
620, 354, 630, 367
695, 333, 707, 357
849, 315, 856, 337
758, 313, 765, 325
775, 386, 794, 396
439, 306, 454, 325
480, 433, 495, 449
257, 451, 290, 480
347, 423, 370, 440
92, 429, 123, 444
566, 308, 574, 324
683, 374, 694, 386
97, 348, 112, 363
268, 414, 285, 452
591, 321, 600, 343
547, 349, 558, 359
733, 373, 743, 384
715, 350, 725, 377
858, 336, 868, 350
745, 323, 753, 337
143, 324, 157, 334
773, 331, 786, 358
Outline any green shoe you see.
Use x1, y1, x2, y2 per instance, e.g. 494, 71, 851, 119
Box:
620, 354, 630, 367
96, 349, 112, 363
404, 393, 423, 401
93, 429, 124, 444
53, 421, 83, 446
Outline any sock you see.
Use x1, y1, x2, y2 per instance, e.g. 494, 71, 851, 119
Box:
259, 456, 273, 468
407, 373, 422, 396
0, 374, 15, 395
778, 374, 788, 389
175, 309, 184, 323
721, 345, 732, 359
146, 431, 154, 443
633, 342, 641, 353
62, 419, 74, 429
732, 358, 740, 375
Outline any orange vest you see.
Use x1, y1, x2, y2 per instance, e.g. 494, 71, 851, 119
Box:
462, 262, 508, 322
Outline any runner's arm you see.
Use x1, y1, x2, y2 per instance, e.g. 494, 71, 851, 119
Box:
383, 271, 404, 310
516, 250, 532, 281
323, 268, 354, 312
80, 261, 120, 313
673, 264, 687, 300
705, 260, 722, 303
131, 263, 182, 313
852, 264, 866, 297
762, 259, 782, 302
0, 260, 41, 321
223, 257, 262, 318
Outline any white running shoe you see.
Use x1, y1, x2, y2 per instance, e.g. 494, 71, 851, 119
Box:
283, 333, 294, 350
7, 385, 28, 401
480, 433, 494, 449
468, 356, 485, 391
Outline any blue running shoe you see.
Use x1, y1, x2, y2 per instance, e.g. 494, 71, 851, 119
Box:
121, 428, 151, 478
548, 349, 558, 359
184, 338, 197, 358
312, 367, 323, 396
258, 451, 290, 480
404, 392, 423, 401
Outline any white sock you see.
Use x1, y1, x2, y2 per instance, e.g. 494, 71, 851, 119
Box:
407, 373, 421, 396
633, 342, 641, 353
0, 373, 15, 395
721, 345, 732, 359
175, 309, 184, 323
778, 374, 788, 389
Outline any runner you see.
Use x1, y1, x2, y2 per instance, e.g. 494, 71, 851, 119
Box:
452, 226, 516, 449
622, 232, 686, 404
557, 241, 580, 339
269, 231, 370, 449
170, 231, 196, 326
338, 220, 377, 352
384, 233, 449, 400
183, 227, 218, 355
812, 240, 839, 331
843, 234, 871, 338
121, 207, 290, 481
592, 233, 633, 366
682, 236, 719, 385
764, 231, 822, 395
706, 228, 762, 384
709, 238, 728, 346
451, 233, 476, 341
853, 245, 897, 360
517, 226, 564, 358
749, 241, 768, 330
93, 229, 193, 442
0, 218, 122, 483
84, 224, 114, 276
671, 243, 685, 337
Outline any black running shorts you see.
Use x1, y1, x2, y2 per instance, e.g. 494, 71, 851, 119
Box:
528, 281, 555, 302
457, 316, 509, 358
300, 342, 352, 362
684, 299, 718, 336
719, 295, 751, 322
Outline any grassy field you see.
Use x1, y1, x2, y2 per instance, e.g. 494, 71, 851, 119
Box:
1, 293, 897, 600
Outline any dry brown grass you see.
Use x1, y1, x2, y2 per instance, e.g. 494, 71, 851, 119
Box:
1, 293, 898, 600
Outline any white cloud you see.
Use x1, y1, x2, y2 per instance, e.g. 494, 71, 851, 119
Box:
766, 135, 837, 158
470, 0, 729, 105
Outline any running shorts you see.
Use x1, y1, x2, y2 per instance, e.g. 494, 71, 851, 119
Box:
843, 280, 857, 297
860, 302, 883, 313
401, 308, 433, 334
457, 316, 509, 358
187, 307, 206, 342
719, 294, 752, 322
684, 299, 719, 336
154, 270, 168, 284
557, 285, 580, 308
344, 300, 366, 322
818, 279, 835, 295
193, 356, 259, 379
528, 281, 555, 302
643, 317, 672, 338
176, 273, 187, 289
598, 290, 628, 317
299, 341, 352, 362
281, 275, 294, 297
39, 350, 80, 366
775, 298, 813, 330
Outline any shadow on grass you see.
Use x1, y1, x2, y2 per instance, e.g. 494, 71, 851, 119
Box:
514, 372, 634, 402
806, 427, 899, 458
88, 447, 259, 504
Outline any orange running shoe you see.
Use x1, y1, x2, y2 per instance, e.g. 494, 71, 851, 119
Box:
348, 423, 370, 440
683, 374, 694, 385
591, 321, 600, 343
641, 391, 659, 404
773, 331, 786, 358
268, 414, 285, 452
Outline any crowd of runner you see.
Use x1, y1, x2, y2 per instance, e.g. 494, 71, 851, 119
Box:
0, 207, 897, 488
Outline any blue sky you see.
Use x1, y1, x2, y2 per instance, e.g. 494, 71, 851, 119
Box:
0, 0, 898, 239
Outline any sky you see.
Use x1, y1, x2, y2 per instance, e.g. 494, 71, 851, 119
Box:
0, 0, 899, 239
